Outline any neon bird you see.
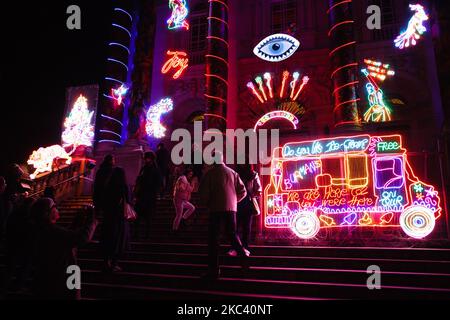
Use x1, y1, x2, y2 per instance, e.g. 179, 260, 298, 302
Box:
167, 0, 190, 31
145, 98, 174, 139
394, 4, 429, 50
111, 84, 128, 106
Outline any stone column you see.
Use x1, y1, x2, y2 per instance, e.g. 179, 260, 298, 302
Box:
327, 0, 361, 130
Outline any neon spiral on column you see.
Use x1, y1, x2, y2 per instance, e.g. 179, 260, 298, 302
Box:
327, 0, 360, 127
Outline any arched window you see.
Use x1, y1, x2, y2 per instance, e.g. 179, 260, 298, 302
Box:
369, 0, 397, 41
271, 0, 297, 34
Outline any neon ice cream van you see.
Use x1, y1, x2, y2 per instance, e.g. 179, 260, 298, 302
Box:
264, 134, 442, 240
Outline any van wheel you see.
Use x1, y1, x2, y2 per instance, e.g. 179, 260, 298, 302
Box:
400, 206, 436, 239
291, 212, 321, 240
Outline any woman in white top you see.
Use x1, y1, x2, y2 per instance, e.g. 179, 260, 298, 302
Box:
172, 168, 196, 231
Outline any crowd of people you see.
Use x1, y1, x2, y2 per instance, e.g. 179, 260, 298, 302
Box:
0, 143, 262, 299
0, 164, 98, 300
89, 144, 263, 281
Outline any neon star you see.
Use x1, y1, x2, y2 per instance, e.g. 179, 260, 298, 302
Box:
416, 193, 424, 201
425, 188, 438, 198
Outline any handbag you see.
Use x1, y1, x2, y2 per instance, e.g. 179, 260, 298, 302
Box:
250, 197, 261, 216
124, 201, 138, 221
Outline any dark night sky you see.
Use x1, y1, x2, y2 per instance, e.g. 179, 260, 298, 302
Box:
0, 1, 112, 175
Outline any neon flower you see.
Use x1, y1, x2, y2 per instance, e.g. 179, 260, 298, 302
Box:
247, 82, 264, 104
62, 95, 95, 149
280, 71, 290, 98
363, 82, 392, 122
263, 73, 273, 99
290, 72, 300, 99
255, 76, 268, 102
146, 98, 174, 139
414, 184, 424, 193
394, 4, 429, 50
161, 50, 189, 79
293, 76, 310, 101
27, 145, 72, 180
111, 84, 128, 106
167, 0, 190, 31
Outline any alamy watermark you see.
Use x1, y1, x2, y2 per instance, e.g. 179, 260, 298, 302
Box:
171, 122, 279, 176
66, 5, 81, 30
66, 265, 81, 290
367, 265, 382, 290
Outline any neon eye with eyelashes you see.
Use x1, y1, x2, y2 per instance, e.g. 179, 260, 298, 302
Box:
253, 33, 300, 62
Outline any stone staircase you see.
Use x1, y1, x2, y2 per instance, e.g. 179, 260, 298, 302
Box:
2, 195, 450, 300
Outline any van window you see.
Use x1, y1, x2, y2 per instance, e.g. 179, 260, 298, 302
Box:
346, 154, 369, 188
320, 156, 345, 186
374, 157, 405, 189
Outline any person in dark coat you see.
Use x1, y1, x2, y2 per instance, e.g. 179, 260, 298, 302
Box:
93, 155, 115, 211
232, 164, 262, 256
31, 198, 98, 300
101, 167, 130, 272
0, 176, 10, 240
4, 196, 34, 293
156, 143, 171, 196
134, 152, 162, 239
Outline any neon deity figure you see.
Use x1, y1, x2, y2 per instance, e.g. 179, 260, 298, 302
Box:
363, 82, 392, 122
161, 51, 189, 79
146, 98, 174, 139
264, 134, 442, 240
62, 95, 95, 150
27, 145, 72, 179
111, 84, 128, 106
394, 4, 429, 49
167, 0, 190, 30
253, 34, 300, 62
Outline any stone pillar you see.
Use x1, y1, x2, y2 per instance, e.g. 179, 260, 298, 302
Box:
128, 0, 157, 141
204, 0, 229, 132
97, 1, 135, 151
327, 0, 361, 130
